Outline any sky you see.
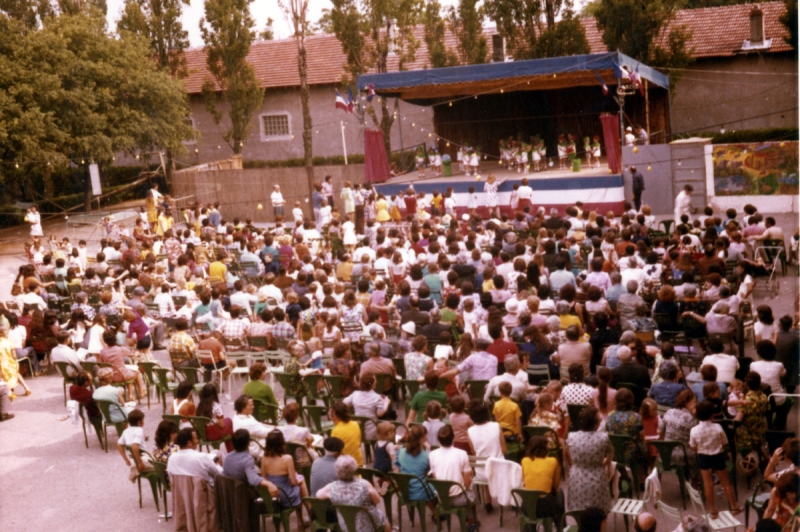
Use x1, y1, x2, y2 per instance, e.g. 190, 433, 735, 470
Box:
105, 0, 588, 48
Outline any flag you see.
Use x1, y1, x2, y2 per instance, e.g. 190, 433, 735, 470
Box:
347, 87, 356, 113
335, 90, 350, 113
612, 62, 630, 81
366, 83, 376, 102
630, 65, 645, 96
594, 70, 609, 95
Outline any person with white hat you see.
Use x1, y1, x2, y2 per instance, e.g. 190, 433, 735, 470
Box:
624, 126, 635, 146
270, 184, 285, 221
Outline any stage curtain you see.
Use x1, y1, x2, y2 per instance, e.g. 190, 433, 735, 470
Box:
599, 113, 621, 173
364, 128, 390, 183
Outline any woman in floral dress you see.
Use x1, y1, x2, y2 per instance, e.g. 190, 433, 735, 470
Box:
339, 290, 367, 343
404, 336, 433, 384
484, 174, 499, 219
660, 389, 698, 467
605, 388, 647, 463
318, 455, 390, 532
566, 406, 614, 512
735, 371, 769, 458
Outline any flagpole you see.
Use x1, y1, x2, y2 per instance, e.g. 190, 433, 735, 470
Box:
341, 121, 348, 165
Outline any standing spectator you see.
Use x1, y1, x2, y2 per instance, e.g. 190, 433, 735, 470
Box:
566, 407, 613, 513
271, 185, 285, 221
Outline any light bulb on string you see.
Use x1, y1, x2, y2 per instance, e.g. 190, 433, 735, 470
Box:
647, 165, 652, 171
194, 148, 199, 154
548, 160, 554, 167
632, 147, 639, 154
448, 102, 452, 107
15, 163, 19, 169
500, 89, 504, 93
677, 160, 682, 166
81, 159, 85, 164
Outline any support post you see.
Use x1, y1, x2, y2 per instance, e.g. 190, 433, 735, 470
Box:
341, 121, 348, 165
645, 79, 650, 142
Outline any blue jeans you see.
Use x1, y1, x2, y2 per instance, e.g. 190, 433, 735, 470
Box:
15, 347, 39, 372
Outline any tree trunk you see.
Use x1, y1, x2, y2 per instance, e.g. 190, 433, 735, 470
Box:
545, 1, 556, 30
296, 18, 315, 207
165, 149, 175, 194
84, 167, 92, 211
42, 165, 53, 199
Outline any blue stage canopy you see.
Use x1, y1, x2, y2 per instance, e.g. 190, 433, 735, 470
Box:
358, 51, 669, 104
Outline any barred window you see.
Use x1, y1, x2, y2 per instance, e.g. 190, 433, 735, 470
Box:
261, 113, 291, 139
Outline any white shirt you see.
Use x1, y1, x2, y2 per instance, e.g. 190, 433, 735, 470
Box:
674, 190, 692, 220
118, 426, 146, 448
271, 191, 285, 207
232, 414, 274, 459
18, 292, 47, 311
429, 446, 472, 497
51, 344, 84, 375
484, 373, 527, 402
257, 284, 284, 304
702, 353, 739, 384
517, 185, 533, 200
8, 325, 27, 350
167, 448, 219, 485
750, 360, 786, 403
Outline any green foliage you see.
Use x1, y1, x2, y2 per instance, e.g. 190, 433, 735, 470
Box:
261, 17, 275, 40
0, 0, 55, 31
485, 0, 584, 59
423, 0, 459, 67
780, 0, 798, 52
117, 0, 191, 78
593, 0, 693, 84
692, 127, 799, 144
448, 0, 489, 64
0, 12, 193, 207
243, 155, 366, 168
200, 0, 264, 155
682, 0, 754, 7
532, 10, 590, 58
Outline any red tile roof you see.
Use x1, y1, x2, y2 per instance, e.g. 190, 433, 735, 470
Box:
183, 1, 792, 94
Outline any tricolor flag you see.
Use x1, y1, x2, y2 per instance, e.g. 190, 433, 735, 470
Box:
347, 87, 356, 113
630, 65, 644, 96
335, 90, 351, 113
594, 70, 609, 95
612, 62, 631, 81
366, 83, 376, 102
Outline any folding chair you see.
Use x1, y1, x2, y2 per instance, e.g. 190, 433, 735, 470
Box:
685, 481, 743, 531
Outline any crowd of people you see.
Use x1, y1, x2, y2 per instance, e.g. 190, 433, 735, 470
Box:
1, 179, 798, 532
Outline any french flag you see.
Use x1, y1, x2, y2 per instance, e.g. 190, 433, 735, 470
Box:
366, 83, 376, 102
612, 62, 631, 81
594, 70, 609, 96
335, 90, 351, 113
630, 65, 645, 96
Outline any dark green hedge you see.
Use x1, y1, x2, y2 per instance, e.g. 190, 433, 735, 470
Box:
244, 154, 366, 168
693, 127, 799, 144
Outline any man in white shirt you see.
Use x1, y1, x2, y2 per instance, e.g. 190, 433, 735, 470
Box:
484, 355, 527, 403
701, 338, 739, 384
620, 258, 648, 292
232, 395, 273, 459
257, 273, 284, 304
270, 185, 285, 220
50, 331, 84, 376
354, 239, 376, 264
429, 425, 474, 504
18, 284, 47, 311
674, 184, 693, 225
167, 428, 220, 486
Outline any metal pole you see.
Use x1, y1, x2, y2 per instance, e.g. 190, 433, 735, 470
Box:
341, 121, 348, 165
645, 79, 650, 142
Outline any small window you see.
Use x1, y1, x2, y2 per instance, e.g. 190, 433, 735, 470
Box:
260, 113, 292, 141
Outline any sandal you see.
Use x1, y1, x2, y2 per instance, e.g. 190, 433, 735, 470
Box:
730, 507, 744, 516
708, 512, 719, 520
24, 390, 32, 396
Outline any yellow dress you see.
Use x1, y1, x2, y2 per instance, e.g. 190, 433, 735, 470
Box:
0, 337, 19, 391
376, 199, 390, 222
146, 195, 158, 225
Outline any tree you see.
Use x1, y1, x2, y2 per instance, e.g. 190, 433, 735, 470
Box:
260, 17, 275, 40
532, 9, 589, 58
485, 0, 582, 59
593, 0, 693, 82
0, 0, 55, 31
780, 0, 798, 52
117, 0, 191, 78
329, 0, 423, 154
448, 0, 488, 64
0, 12, 193, 208
200, 0, 264, 155
423, 0, 458, 67
281, 0, 315, 199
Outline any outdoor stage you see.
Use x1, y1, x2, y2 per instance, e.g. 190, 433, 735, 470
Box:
373, 160, 626, 218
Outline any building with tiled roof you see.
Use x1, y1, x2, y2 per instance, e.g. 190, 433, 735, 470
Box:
182, 1, 795, 164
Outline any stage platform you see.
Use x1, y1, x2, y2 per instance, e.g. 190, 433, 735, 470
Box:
373, 162, 626, 218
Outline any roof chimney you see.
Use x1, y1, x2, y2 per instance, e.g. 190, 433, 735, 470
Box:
492, 35, 506, 62
750, 5, 764, 44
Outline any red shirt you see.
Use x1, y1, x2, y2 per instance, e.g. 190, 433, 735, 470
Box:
487, 339, 518, 364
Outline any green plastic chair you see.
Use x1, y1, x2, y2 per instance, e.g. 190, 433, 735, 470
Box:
150, 460, 171, 521
511, 488, 554, 532
351, 415, 377, 462
745, 480, 771, 529
175, 366, 205, 394
650, 440, 689, 508
127, 447, 161, 511
137, 361, 161, 410
323, 375, 346, 403
274, 371, 306, 406
256, 484, 298, 532
95, 399, 128, 453
152, 367, 178, 411
503, 427, 524, 462
252, 397, 282, 425
522, 426, 563, 468
608, 434, 641, 498
303, 404, 335, 435
389, 471, 434, 532
305, 373, 326, 405
162, 413, 185, 430
333, 503, 382, 532
357, 467, 395, 525
54, 361, 81, 406
286, 441, 312, 491
189, 416, 231, 451
401, 380, 421, 411
79, 403, 105, 449
464, 380, 489, 400
373, 373, 396, 402
305, 497, 341, 532
391, 357, 407, 380
427, 478, 477, 532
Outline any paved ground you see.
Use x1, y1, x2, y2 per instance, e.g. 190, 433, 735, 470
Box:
0, 206, 797, 531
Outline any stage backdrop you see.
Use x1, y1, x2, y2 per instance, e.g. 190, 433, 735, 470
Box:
711, 142, 798, 196
374, 174, 625, 218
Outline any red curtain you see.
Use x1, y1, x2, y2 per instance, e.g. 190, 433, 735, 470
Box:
599, 113, 622, 173
364, 128, 390, 183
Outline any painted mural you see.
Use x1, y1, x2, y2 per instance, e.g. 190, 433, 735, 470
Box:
712, 141, 799, 196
